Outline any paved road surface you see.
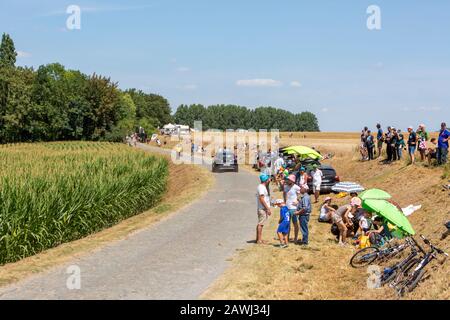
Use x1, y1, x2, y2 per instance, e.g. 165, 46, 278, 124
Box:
0, 145, 258, 300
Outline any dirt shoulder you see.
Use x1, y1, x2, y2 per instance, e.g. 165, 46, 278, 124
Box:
0, 155, 214, 287
202, 140, 449, 300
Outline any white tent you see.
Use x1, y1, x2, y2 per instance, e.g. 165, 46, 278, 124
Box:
163, 123, 176, 129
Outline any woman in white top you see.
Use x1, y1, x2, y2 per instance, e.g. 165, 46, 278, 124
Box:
319, 197, 334, 223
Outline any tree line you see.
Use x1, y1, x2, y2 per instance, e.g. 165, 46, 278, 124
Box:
0, 33, 172, 143
174, 104, 320, 131
0, 33, 320, 143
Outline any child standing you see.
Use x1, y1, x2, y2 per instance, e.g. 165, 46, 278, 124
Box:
274, 199, 290, 248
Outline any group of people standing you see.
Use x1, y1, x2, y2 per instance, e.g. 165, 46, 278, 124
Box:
256, 173, 312, 247
360, 122, 449, 166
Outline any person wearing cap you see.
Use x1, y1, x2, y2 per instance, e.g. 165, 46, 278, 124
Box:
298, 166, 309, 189
311, 164, 323, 203
256, 173, 272, 244
318, 196, 335, 223
350, 197, 366, 236
417, 124, 429, 162
294, 185, 312, 245
437, 122, 450, 165
274, 199, 290, 248
407, 126, 417, 164
283, 174, 301, 243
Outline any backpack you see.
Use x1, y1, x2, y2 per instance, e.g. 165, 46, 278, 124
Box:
331, 223, 339, 236
359, 235, 371, 249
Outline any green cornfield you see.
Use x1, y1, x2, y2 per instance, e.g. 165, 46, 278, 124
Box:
0, 142, 168, 265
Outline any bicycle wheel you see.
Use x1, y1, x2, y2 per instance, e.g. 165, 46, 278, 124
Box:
406, 269, 426, 293
390, 258, 420, 288
350, 247, 379, 268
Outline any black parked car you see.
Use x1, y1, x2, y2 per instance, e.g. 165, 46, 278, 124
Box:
292, 162, 339, 194
212, 149, 238, 173
306, 164, 339, 194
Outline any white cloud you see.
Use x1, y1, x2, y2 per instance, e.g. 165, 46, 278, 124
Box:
236, 79, 282, 87
290, 81, 302, 88
17, 51, 31, 58
177, 67, 190, 72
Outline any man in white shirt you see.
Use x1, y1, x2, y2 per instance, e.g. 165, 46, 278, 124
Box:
311, 164, 323, 203
256, 173, 272, 244
273, 155, 285, 176
283, 174, 301, 243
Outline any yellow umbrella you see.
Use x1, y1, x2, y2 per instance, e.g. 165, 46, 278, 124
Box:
283, 146, 323, 160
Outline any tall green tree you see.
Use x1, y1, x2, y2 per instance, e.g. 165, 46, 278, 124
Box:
0, 33, 17, 69
126, 89, 173, 128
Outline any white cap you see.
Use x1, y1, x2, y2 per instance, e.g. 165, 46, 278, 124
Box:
275, 199, 284, 205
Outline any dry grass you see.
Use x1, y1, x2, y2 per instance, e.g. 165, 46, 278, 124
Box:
202, 134, 449, 300
0, 156, 214, 287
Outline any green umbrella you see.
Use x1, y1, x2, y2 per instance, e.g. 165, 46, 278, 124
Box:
359, 188, 392, 200
362, 199, 415, 235
283, 146, 323, 160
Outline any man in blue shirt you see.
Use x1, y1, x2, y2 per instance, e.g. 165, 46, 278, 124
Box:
376, 123, 384, 158
295, 186, 312, 245
437, 122, 450, 165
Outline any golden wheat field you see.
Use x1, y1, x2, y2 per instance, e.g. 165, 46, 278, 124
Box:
202, 132, 449, 300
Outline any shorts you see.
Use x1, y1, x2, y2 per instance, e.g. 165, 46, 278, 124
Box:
377, 140, 383, 148
331, 213, 343, 224
313, 184, 321, 193
257, 209, 269, 226
408, 146, 416, 154
277, 221, 290, 234
289, 209, 298, 223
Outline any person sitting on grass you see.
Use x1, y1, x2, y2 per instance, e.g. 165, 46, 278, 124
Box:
318, 197, 335, 223
367, 216, 392, 247
426, 138, 438, 166
327, 206, 349, 246
354, 211, 372, 239
274, 199, 290, 248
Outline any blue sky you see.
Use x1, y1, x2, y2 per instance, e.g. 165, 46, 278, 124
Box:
1, 0, 449, 131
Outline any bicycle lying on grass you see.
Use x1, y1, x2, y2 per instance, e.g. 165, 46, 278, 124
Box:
380, 237, 425, 287
392, 235, 448, 297
350, 238, 412, 268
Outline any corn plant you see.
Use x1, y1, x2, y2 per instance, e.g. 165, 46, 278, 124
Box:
0, 142, 168, 264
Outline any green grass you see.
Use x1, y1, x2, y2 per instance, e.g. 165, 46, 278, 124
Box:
0, 142, 168, 265
444, 163, 450, 179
